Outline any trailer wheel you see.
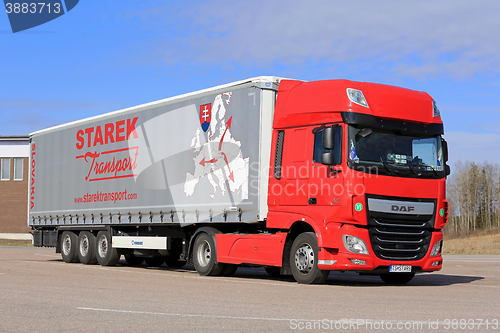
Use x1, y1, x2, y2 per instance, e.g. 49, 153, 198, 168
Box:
290, 232, 329, 284
124, 253, 144, 266
193, 233, 224, 276
145, 257, 165, 267
96, 231, 121, 266
380, 273, 415, 285
77, 231, 97, 265
61, 231, 79, 263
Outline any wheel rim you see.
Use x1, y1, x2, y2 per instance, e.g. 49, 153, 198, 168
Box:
80, 235, 89, 257
62, 234, 71, 256
98, 235, 108, 258
197, 240, 211, 267
294, 242, 314, 273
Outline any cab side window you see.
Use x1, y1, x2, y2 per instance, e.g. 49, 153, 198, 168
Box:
313, 126, 342, 164
313, 132, 328, 163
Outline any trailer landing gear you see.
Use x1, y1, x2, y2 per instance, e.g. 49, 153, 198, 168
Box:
164, 255, 186, 268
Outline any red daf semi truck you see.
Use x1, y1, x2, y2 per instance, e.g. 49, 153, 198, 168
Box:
30, 76, 450, 284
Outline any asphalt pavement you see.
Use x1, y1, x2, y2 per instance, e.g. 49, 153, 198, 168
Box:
1, 246, 499, 332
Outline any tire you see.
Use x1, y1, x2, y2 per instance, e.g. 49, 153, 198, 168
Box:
145, 257, 165, 267
380, 273, 415, 285
290, 232, 329, 284
193, 233, 224, 276
77, 231, 97, 265
265, 266, 281, 277
61, 231, 79, 263
124, 253, 144, 266
164, 255, 186, 268
95, 231, 121, 266
221, 264, 238, 277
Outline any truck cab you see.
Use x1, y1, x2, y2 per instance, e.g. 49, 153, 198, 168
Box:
265, 79, 449, 284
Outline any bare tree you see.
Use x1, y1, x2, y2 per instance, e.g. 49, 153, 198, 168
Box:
446, 161, 500, 236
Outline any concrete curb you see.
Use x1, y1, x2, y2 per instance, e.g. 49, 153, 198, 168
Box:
0, 233, 32, 240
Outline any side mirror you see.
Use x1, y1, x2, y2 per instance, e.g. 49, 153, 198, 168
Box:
445, 164, 451, 176
323, 126, 334, 150
442, 139, 448, 163
321, 152, 334, 165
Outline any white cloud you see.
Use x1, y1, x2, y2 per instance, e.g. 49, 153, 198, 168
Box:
444, 131, 500, 166
133, 0, 500, 79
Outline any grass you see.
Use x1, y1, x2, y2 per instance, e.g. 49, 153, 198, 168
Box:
443, 228, 500, 255
0, 239, 32, 246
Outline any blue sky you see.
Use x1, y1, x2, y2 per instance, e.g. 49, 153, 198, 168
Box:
1, 0, 499, 168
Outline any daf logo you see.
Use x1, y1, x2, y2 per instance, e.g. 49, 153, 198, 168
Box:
391, 205, 415, 212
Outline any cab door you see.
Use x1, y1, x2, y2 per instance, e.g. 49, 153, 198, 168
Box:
307, 124, 344, 207
283, 128, 310, 206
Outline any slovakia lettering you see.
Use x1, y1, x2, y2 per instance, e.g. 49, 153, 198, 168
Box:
30, 143, 36, 209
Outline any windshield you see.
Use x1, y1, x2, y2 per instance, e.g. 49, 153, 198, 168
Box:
348, 125, 444, 178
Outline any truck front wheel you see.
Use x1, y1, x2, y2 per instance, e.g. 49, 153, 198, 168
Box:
290, 232, 329, 284
61, 231, 79, 263
78, 231, 97, 265
193, 233, 224, 276
95, 231, 121, 266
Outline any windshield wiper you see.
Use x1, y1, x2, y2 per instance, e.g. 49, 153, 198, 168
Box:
379, 159, 422, 177
424, 165, 440, 177
407, 164, 422, 177
379, 158, 395, 175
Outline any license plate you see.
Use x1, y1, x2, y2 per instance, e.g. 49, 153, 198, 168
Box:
389, 265, 412, 273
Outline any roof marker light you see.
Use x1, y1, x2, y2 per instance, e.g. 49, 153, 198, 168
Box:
432, 101, 440, 117
347, 88, 369, 108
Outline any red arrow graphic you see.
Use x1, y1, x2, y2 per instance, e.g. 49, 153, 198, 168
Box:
199, 157, 218, 167
221, 152, 234, 182
218, 116, 233, 151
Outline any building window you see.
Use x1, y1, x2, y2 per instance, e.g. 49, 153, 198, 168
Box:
14, 158, 23, 181
1, 158, 10, 180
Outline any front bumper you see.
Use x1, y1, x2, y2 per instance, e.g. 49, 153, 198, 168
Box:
317, 224, 443, 273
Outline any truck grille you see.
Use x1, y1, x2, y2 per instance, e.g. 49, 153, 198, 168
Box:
367, 197, 435, 261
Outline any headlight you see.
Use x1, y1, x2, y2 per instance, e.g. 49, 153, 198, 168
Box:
430, 240, 443, 256
343, 235, 369, 255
